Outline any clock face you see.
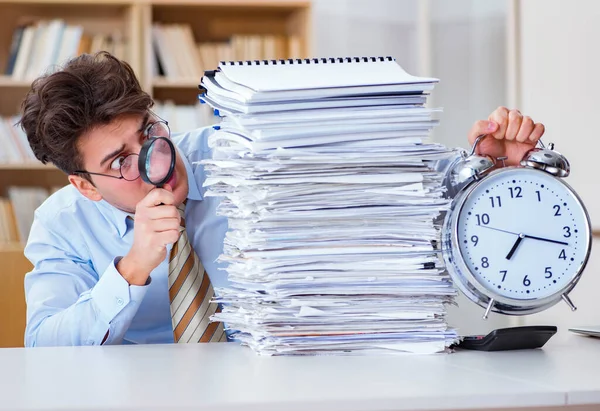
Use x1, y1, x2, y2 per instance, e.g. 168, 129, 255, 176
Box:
457, 168, 590, 301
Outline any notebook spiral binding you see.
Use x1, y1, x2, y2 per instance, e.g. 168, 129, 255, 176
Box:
219, 56, 395, 66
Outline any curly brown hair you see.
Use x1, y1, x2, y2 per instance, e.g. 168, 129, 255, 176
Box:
19, 52, 153, 175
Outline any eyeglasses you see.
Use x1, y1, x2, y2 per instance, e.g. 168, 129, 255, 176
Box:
73, 120, 170, 181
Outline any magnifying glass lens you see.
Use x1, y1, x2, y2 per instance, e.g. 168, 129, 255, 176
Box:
139, 136, 176, 187
146, 139, 172, 183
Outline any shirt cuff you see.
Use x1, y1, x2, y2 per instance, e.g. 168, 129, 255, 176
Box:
90, 257, 150, 324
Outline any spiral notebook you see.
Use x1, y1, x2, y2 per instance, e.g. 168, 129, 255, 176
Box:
216, 56, 437, 91
200, 57, 438, 105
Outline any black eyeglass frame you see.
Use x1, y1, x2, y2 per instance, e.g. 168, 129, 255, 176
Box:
72, 119, 170, 181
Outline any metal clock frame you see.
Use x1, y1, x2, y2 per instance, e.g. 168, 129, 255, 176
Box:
442, 166, 592, 318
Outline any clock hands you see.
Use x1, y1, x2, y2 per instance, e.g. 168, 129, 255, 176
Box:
522, 234, 569, 246
505, 234, 525, 260
477, 225, 518, 237
477, 225, 570, 259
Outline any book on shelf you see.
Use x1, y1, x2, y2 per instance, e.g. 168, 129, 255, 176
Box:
0, 116, 37, 164
4, 19, 128, 80
0, 198, 19, 245
154, 100, 219, 132
151, 23, 300, 81
1, 186, 65, 246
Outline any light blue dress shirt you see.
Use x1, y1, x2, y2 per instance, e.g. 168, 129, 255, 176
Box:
24, 127, 229, 347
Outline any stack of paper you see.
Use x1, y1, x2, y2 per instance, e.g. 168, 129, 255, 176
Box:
199, 57, 459, 355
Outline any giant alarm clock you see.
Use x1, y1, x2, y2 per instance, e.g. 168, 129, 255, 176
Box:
442, 135, 592, 318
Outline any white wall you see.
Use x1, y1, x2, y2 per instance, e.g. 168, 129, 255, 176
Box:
429, 0, 508, 149
517, 0, 600, 340
311, 0, 420, 73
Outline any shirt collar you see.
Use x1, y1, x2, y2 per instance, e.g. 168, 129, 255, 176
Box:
179, 145, 203, 201
94, 200, 131, 238
96, 145, 203, 238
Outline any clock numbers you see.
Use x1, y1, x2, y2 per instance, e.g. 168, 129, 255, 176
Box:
489, 196, 502, 208
563, 226, 571, 238
475, 213, 490, 225
536, 190, 541, 202
481, 257, 489, 268
559, 249, 567, 260
553, 205, 562, 216
500, 270, 507, 282
509, 186, 523, 198
523, 275, 531, 287
471, 235, 479, 246
545, 267, 553, 278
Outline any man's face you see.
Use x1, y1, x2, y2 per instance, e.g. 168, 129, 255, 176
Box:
70, 114, 189, 212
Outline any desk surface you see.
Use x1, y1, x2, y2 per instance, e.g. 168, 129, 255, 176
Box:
1, 334, 599, 411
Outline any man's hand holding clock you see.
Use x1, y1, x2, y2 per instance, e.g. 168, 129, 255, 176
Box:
467, 106, 545, 166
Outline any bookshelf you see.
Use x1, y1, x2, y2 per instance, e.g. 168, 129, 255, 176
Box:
0, 242, 32, 347
142, 0, 311, 104
0, 0, 311, 347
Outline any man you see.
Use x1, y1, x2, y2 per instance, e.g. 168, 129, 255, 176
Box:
21, 52, 545, 346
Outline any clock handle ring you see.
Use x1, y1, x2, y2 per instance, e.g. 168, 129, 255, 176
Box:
470, 134, 549, 156
469, 134, 490, 156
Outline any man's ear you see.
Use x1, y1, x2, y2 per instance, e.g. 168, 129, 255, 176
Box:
68, 174, 103, 202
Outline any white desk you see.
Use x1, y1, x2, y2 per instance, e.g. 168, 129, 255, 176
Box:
1, 334, 599, 411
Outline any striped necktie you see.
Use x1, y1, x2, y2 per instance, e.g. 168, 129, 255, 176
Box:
168, 202, 226, 343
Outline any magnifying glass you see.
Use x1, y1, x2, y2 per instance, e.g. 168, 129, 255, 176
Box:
138, 136, 176, 188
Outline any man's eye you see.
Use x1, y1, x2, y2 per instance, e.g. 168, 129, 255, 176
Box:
142, 123, 154, 140
110, 156, 126, 171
